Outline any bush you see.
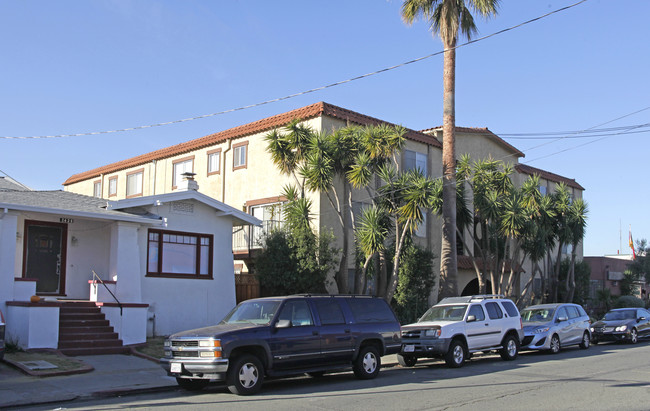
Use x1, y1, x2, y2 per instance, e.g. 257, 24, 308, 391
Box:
614, 295, 645, 308
256, 227, 338, 296
391, 242, 436, 324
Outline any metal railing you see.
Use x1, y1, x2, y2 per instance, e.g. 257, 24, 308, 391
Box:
232, 220, 284, 252
92, 270, 123, 316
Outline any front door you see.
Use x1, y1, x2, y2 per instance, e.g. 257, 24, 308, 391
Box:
23, 220, 67, 295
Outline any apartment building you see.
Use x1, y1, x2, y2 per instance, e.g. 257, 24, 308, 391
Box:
64, 101, 584, 301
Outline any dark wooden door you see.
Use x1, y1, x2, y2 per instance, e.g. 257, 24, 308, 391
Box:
24, 221, 67, 294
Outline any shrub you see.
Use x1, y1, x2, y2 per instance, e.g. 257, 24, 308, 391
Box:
614, 295, 645, 308
391, 242, 436, 324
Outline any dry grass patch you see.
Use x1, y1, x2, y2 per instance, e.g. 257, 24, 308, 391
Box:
135, 336, 166, 359
5, 351, 92, 376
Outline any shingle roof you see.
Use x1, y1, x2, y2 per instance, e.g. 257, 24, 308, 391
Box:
63, 102, 442, 186
515, 163, 584, 191
421, 126, 525, 158
0, 190, 159, 222
0, 176, 30, 192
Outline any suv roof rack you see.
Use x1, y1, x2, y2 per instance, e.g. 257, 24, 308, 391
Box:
439, 294, 505, 304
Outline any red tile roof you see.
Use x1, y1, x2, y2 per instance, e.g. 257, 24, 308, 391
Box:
515, 163, 584, 191
63, 102, 442, 186
421, 126, 525, 158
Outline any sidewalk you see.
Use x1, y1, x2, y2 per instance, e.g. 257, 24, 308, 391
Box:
0, 352, 401, 409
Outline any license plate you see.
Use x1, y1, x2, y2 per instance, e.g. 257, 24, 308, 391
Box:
403, 345, 415, 353
170, 363, 182, 373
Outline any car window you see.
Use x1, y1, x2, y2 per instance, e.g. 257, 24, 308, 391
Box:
521, 308, 554, 322
314, 299, 346, 325
347, 298, 396, 323
467, 305, 485, 321
277, 300, 313, 327
485, 302, 503, 320
556, 306, 568, 320
577, 306, 588, 317
566, 306, 580, 319
501, 301, 519, 317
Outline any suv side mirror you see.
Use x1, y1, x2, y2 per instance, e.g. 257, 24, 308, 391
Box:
638, 317, 646, 322
275, 319, 291, 329
466, 315, 476, 323
556, 316, 568, 323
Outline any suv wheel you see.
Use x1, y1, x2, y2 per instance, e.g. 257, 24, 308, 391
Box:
579, 332, 590, 349
176, 377, 209, 391
227, 354, 264, 395
500, 335, 519, 361
445, 340, 466, 368
353, 345, 381, 379
397, 354, 417, 367
549, 334, 561, 354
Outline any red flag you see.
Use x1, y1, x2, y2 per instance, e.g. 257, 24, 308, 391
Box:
629, 229, 636, 259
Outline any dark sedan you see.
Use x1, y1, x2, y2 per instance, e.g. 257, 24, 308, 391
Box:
590, 308, 650, 344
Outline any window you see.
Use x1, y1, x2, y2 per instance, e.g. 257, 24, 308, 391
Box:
467, 305, 485, 321
485, 302, 503, 319
207, 149, 221, 175
277, 300, 313, 327
147, 229, 213, 278
126, 169, 143, 197
172, 157, 194, 188
93, 180, 102, 198
556, 306, 568, 320
314, 299, 346, 325
108, 177, 117, 197
501, 301, 519, 318
539, 185, 547, 196
404, 150, 428, 174
347, 298, 396, 323
233, 141, 248, 170
566, 306, 580, 319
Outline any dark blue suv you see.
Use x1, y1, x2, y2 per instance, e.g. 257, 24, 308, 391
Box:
161, 295, 401, 395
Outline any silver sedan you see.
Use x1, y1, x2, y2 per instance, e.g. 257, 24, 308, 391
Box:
520, 303, 591, 353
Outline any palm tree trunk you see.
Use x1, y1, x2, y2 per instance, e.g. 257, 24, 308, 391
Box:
566, 248, 577, 302
439, 38, 459, 300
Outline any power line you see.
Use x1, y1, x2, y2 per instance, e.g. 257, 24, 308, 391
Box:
0, 0, 589, 140
500, 123, 650, 138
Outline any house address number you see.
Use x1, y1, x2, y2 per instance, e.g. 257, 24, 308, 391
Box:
60, 218, 74, 223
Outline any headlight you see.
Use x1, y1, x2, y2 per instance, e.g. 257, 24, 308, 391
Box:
199, 339, 222, 348
590, 327, 594, 332
164, 340, 171, 347
424, 329, 441, 338
534, 327, 550, 334
615, 325, 628, 332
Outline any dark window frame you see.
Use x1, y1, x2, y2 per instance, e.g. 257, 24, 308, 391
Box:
146, 228, 213, 279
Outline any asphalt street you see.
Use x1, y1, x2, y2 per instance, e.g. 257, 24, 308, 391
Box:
16, 341, 650, 411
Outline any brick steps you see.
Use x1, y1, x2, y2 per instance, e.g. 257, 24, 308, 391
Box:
58, 303, 127, 356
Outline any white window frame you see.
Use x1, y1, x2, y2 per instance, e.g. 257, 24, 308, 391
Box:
207, 150, 221, 175
126, 170, 143, 197
233, 143, 248, 169
173, 158, 194, 188
93, 181, 102, 198
108, 177, 117, 197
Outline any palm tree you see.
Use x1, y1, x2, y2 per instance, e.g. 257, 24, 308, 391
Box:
565, 198, 588, 302
401, 0, 500, 299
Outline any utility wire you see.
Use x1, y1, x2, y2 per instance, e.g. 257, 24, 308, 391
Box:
0, 0, 589, 140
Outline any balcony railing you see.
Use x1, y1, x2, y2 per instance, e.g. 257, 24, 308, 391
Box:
233, 220, 284, 252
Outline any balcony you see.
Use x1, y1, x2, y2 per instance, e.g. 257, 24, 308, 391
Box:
233, 219, 284, 254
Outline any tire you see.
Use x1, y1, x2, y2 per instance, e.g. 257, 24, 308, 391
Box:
579, 332, 590, 349
353, 345, 381, 379
445, 340, 466, 368
549, 334, 561, 354
227, 354, 264, 395
176, 377, 209, 391
592, 338, 599, 345
397, 354, 417, 367
629, 328, 638, 344
500, 335, 519, 361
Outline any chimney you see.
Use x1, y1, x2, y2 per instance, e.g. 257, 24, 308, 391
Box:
177, 172, 199, 191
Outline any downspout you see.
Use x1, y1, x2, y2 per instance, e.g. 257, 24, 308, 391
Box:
222, 139, 232, 203
152, 159, 157, 196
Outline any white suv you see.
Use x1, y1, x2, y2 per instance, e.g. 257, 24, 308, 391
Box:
398, 295, 524, 368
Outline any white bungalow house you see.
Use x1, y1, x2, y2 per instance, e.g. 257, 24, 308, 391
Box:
0, 175, 259, 353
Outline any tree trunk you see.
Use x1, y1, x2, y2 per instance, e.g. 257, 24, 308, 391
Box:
385, 220, 411, 303
335, 182, 350, 293
377, 250, 387, 298
438, 39, 459, 300
566, 249, 577, 303
552, 242, 563, 302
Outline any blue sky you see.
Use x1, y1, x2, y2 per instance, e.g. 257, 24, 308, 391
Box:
1, 0, 648, 257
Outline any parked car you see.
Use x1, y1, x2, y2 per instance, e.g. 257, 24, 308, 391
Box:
0, 308, 4, 361
590, 308, 650, 344
520, 303, 591, 353
160, 295, 401, 395
398, 295, 524, 368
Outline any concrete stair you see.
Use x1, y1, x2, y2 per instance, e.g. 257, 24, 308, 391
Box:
58, 302, 130, 356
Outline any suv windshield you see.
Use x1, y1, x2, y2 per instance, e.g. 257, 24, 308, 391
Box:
603, 310, 635, 321
419, 305, 467, 322
521, 308, 555, 323
221, 300, 281, 325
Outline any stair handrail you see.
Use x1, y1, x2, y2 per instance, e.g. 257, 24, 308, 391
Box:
91, 270, 123, 316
